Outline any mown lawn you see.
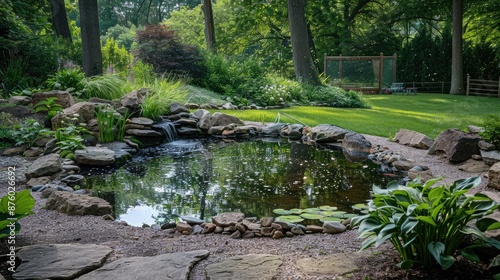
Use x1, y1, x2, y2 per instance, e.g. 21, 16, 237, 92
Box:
221, 93, 500, 139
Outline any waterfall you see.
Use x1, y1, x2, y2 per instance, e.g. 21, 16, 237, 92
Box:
154, 120, 178, 143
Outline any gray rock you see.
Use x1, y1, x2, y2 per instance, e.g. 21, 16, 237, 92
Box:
170, 102, 190, 115
176, 222, 193, 234
209, 112, 244, 127
75, 147, 115, 166
207, 126, 225, 135
8, 95, 32, 105
297, 253, 360, 276
206, 254, 283, 280
13, 244, 112, 280
192, 224, 204, 235
62, 164, 81, 172
468, 125, 484, 134
191, 109, 211, 130
479, 140, 496, 151
202, 223, 216, 234
51, 102, 98, 130
45, 191, 112, 215
101, 141, 136, 163
260, 217, 274, 227
291, 226, 305, 235
342, 132, 372, 161
185, 103, 200, 109
126, 129, 163, 137
392, 159, 417, 171
458, 159, 491, 173
2, 146, 26, 156
222, 102, 237, 110
428, 128, 481, 163
393, 129, 434, 149
262, 124, 283, 137
61, 174, 85, 187
77, 250, 209, 280
128, 117, 154, 126
310, 124, 350, 143
322, 221, 346, 234
180, 216, 204, 225
481, 150, 500, 166
161, 222, 177, 230
408, 168, 434, 182
230, 230, 242, 239
177, 127, 202, 135
23, 147, 43, 157
487, 162, 500, 190
31, 90, 75, 108
27, 176, 52, 187
25, 153, 61, 179
120, 88, 148, 110
174, 118, 198, 127
242, 231, 255, 238
212, 212, 245, 227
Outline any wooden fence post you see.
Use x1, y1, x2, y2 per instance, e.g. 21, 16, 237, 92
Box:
466, 74, 470, 96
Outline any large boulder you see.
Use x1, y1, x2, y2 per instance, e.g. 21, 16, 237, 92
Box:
170, 102, 190, 115
51, 102, 99, 130
480, 150, 500, 166
31, 90, 76, 109
25, 153, 61, 179
428, 129, 481, 163
206, 254, 282, 280
74, 147, 115, 166
120, 88, 148, 110
393, 129, 434, 149
310, 124, 350, 143
45, 191, 112, 215
342, 132, 371, 161
487, 162, 500, 190
191, 109, 211, 130
209, 112, 244, 127
212, 212, 245, 227
8, 95, 32, 105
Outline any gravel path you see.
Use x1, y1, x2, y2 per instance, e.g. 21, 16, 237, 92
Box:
0, 135, 496, 279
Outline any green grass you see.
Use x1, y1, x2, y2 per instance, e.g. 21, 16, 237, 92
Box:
221, 93, 500, 139
184, 85, 227, 106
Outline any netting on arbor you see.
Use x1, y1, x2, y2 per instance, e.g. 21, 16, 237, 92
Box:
324, 54, 397, 93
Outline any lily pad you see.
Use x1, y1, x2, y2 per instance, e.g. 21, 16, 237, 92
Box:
273, 209, 292, 215
352, 203, 369, 211
320, 217, 343, 223
289, 208, 302, 214
320, 211, 337, 216
300, 213, 324, 220
342, 213, 358, 219
319, 205, 338, 211
303, 208, 321, 214
329, 211, 347, 218
275, 215, 304, 223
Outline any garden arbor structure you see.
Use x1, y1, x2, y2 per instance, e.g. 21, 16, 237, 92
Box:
324, 53, 397, 94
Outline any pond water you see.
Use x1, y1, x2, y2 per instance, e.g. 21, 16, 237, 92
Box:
84, 139, 394, 227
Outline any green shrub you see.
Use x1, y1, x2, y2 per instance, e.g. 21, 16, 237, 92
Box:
0, 189, 35, 239
140, 78, 187, 120
304, 85, 371, 108
0, 58, 32, 98
131, 60, 156, 85
45, 68, 86, 93
352, 177, 500, 270
480, 114, 500, 147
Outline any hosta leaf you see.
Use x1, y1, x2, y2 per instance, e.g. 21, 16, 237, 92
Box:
360, 235, 378, 250
451, 176, 480, 193
401, 217, 418, 234
397, 260, 414, 270
417, 216, 436, 226
375, 223, 397, 246
428, 242, 445, 264
488, 254, 500, 268
461, 245, 482, 263
477, 218, 500, 231
406, 204, 418, 216
386, 181, 400, 191
359, 216, 384, 233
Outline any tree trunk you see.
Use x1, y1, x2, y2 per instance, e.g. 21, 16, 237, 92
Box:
79, 0, 103, 77
450, 0, 464, 94
202, 0, 216, 52
287, 0, 320, 85
50, 0, 72, 42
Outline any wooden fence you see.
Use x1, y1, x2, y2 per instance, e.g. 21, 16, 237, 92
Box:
466, 75, 500, 97
401, 81, 451, 93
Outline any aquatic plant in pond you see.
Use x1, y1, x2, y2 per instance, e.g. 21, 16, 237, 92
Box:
85, 139, 394, 227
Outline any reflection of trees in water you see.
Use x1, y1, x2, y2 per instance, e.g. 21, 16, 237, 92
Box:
90, 140, 393, 224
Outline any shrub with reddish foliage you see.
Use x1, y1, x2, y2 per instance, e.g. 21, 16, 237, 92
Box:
135, 24, 205, 80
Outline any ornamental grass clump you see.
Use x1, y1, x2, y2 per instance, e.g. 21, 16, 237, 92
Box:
352, 177, 500, 271
96, 106, 129, 143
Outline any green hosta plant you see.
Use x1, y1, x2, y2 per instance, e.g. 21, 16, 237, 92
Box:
0, 189, 35, 238
352, 177, 500, 270
34, 97, 63, 119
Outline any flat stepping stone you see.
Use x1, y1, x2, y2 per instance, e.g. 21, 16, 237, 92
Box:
76, 250, 209, 280
297, 253, 359, 276
13, 243, 112, 280
206, 254, 282, 280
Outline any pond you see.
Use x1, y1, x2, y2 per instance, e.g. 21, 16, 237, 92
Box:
84, 139, 395, 227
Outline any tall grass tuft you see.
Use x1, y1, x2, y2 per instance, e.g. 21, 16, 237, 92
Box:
0, 58, 32, 97
141, 77, 188, 120
83, 75, 125, 100
96, 106, 130, 143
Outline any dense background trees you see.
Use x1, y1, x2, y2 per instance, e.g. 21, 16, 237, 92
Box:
0, 0, 499, 96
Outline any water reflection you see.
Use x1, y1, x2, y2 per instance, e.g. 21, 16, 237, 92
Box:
85, 139, 392, 227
